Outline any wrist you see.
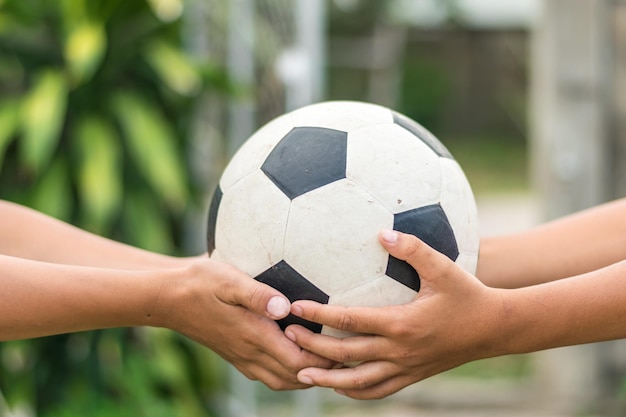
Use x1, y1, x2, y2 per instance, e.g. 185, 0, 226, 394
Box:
486, 288, 522, 356
142, 261, 216, 334
135, 267, 184, 330
493, 286, 557, 356
468, 287, 518, 360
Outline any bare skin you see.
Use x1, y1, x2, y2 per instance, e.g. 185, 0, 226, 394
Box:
0, 200, 333, 390
477, 198, 626, 288
286, 199, 626, 399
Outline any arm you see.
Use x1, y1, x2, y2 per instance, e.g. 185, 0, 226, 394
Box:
0, 254, 334, 389
286, 230, 626, 399
0, 200, 334, 389
0, 200, 194, 269
477, 198, 626, 288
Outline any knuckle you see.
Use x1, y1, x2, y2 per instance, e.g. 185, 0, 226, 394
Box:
186, 259, 205, 275
238, 367, 258, 381
386, 308, 412, 338
239, 280, 269, 313
336, 311, 357, 331
245, 283, 270, 309
402, 236, 422, 259
369, 389, 391, 400
386, 320, 410, 339
280, 357, 302, 374
352, 374, 373, 390
265, 373, 306, 391
336, 343, 358, 363
265, 378, 290, 391
442, 258, 458, 274
215, 276, 237, 300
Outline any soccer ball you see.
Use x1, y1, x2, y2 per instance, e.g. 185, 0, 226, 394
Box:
206, 101, 479, 337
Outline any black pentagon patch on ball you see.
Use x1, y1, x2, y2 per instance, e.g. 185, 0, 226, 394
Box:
255, 260, 329, 333
392, 112, 453, 159
206, 185, 222, 256
386, 204, 460, 292
261, 127, 347, 200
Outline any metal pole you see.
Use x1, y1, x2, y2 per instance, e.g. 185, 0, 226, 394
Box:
290, 1, 325, 417
228, 0, 256, 155
276, 0, 326, 111
227, 1, 259, 416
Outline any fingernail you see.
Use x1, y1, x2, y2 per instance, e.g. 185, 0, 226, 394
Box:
298, 374, 313, 385
285, 330, 296, 342
335, 389, 346, 396
291, 303, 303, 316
267, 296, 290, 318
381, 229, 398, 244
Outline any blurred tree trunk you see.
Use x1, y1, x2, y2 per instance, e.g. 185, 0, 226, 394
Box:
530, 0, 612, 220
530, 0, 626, 415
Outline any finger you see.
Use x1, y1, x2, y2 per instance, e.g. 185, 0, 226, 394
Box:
222, 323, 325, 389
379, 229, 453, 279
233, 360, 312, 391
285, 324, 386, 364
240, 316, 337, 372
290, 300, 393, 335
339, 373, 418, 400
296, 360, 398, 391
268, 327, 338, 371
217, 267, 291, 320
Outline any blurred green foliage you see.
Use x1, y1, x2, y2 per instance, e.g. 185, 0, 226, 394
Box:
447, 134, 529, 194
0, 0, 217, 248
400, 56, 451, 132
0, 0, 228, 415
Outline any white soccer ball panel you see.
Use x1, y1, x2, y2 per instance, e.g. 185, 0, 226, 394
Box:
219, 113, 294, 192
216, 170, 290, 277
346, 123, 442, 214
439, 158, 480, 266
284, 179, 393, 295
290, 101, 393, 133
321, 326, 358, 339
329, 275, 417, 307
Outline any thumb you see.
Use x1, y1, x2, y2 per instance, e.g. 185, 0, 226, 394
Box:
221, 271, 291, 320
378, 229, 451, 280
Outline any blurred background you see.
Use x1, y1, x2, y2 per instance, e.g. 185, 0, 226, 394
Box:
0, 0, 625, 416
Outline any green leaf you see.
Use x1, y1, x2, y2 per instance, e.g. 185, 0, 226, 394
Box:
0, 13, 12, 35
64, 21, 107, 86
143, 41, 202, 96
122, 191, 173, 253
147, 0, 184, 22
111, 92, 188, 210
29, 156, 72, 222
74, 116, 122, 233
145, 328, 189, 384
19, 70, 68, 174
59, 0, 87, 28
0, 99, 18, 170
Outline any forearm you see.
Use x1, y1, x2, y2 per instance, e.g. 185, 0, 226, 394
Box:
0, 254, 175, 340
497, 260, 626, 356
477, 198, 626, 288
0, 200, 196, 269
